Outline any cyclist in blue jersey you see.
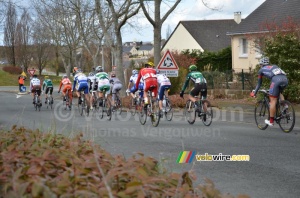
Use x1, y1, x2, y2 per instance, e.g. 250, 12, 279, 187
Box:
72, 67, 90, 108
250, 57, 288, 126
127, 69, 144, 101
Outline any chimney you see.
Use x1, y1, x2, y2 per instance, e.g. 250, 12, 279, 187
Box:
234, 12, 241, 24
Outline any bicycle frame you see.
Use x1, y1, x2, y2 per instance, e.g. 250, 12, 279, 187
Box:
255, 89, 295, 132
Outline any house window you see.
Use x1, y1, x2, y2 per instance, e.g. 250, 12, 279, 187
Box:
239, 38, 248, 57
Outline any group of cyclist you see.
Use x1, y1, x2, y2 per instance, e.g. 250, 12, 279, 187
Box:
29, 55, 288, 127
127, 61, 172, 117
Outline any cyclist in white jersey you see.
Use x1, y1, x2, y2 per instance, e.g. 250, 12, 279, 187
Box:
156, 70, 171, 116
72, 68, 90, 108
127, 69, 144, 100
30, 75, 42, 105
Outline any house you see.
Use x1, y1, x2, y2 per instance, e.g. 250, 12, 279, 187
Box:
137, 44, 154, 57
161, 19, 241, 53
227, 0, 300, 72
122, 45, 138, 58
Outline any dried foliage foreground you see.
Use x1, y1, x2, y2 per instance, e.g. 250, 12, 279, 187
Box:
0, 126, 249, 198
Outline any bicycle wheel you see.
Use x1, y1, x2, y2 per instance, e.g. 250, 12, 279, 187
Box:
129, 98, 137, 116
35, 95, 38, 111
50, 97, 53, 109
139, 104, 147, 125
80, 99, 85, 116
254, 100, 269, 130
150, 100, 160, 127
184, 100, 196, 124
201, 100, 213, 126
105, 99, 111, 121
165, 99, 173, 121
38, 99, 41, 111
116, 98, 122, 115
278, 100, 295, 133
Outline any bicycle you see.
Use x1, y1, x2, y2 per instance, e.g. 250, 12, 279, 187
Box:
78, 91, 89, 117
112, 89, 122, 115
254, 89, 295, 132
128, 90, 142, 116
90, 90, 99, 115
161, 88, 173, 121
98, 88, 112, 121
46, 95, 54, 109
63, 89, 71, 110
33, 90, 42, 112
183, 94, 213, 126
138, 86, 160, 127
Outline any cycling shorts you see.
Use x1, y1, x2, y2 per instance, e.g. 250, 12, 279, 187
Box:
31, 85, 42, 96
45, 87, 53, 95
158, 85, 171, 100
77, 82, 89, 94
144, 78, 157, 97
190, 83, 207, 99
269, 75, 288, 98
112, 82, 122, 94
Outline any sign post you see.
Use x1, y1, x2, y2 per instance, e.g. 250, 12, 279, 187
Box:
156, 50, 179, 77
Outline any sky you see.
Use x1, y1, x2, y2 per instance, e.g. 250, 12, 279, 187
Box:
122, 0, 266, 42
1, 0, 266, 44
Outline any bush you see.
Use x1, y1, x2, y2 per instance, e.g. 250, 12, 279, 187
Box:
0, 126, 249, 197
2, 66, 22, 75
0, 126, 196, 197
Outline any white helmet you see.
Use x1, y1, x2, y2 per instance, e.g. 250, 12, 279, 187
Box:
95, 66, 103, 72
132, 69, 138, 75
259, 57, 269, 66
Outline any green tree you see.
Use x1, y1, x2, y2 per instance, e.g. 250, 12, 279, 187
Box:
264, 34, 300, 102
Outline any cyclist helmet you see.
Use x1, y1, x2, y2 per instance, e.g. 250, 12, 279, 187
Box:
88, 72, 94, 77
95, 66, 103, 72
189, 64, 197, 71
111, 73, 116, 77
259, 57, 269, 66
63, 74, 68, 79
44, 76, 49, 79
145, 61, 154, 68
132, 69, 138, 75
33, 74, 38, 78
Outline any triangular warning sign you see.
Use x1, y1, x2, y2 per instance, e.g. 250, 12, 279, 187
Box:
27, 69, 36, 76
21, 71, 27, 77
157, 50, 178, 70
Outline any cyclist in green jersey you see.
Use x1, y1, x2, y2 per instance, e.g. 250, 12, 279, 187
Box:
93, 66, 110, 106
179, 65, 207, 108
42, 76, 54, 104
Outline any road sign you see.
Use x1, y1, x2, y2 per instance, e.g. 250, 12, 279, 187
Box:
20, 86, 26, 92
157, 50, 178, 77
157, 50, 179, 70
27, 68, 36, 76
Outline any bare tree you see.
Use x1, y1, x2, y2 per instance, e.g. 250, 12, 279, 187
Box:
4, 1, 17, 66
72, 0, 105, 68
34, 0, 82, 77
15, 8, 32, 71
32, 18, 52, 75
141, 0, 182, 66
95, 0, 140, 90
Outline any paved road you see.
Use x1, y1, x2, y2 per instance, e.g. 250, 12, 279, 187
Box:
1, 90, 300, 198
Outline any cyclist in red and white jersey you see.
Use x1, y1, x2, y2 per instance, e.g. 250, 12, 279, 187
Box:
134, 62, 157, 108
